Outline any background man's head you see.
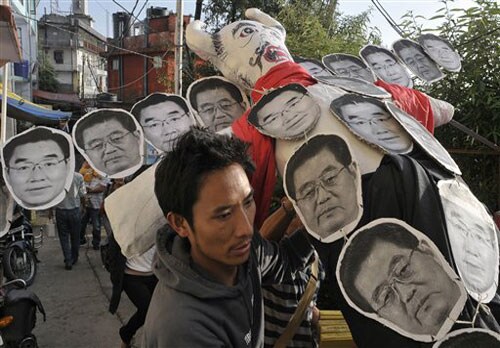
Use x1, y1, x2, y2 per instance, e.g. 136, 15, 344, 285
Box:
248, 83, 320, 139
188, 77, 246, 132
322, 53, 375, 82
339, 221, 464, 337
74, 109, 142, 176
393, 39, 443, 81
131, 94, 193, 152
360, 45, 412, 87
3, 127, 72, 208
285, 134, 361, 239
331, 94, 413, 154
418, 34, 461, 71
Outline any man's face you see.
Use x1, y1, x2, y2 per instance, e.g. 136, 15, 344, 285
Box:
185, 164, 256, 272
329, 60, 374, 82
355, 239, 460, 335
257, 90, 320, 139
421, 39, 460, 71
398, 47, 442, 81
195, 88, 245, 132
6, 140, 69, 207
292, 147, 359, 238
299, 61, 332, 78
365, 52, 411, 87
140, 101, 193, 152
339, 102, 413, 153
82, 119, 141, 175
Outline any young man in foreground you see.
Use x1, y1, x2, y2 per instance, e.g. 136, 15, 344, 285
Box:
143, 127, 314, 347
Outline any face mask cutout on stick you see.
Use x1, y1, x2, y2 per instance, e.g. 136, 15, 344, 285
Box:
322, 53, 376, 83
418, 34, 462, 73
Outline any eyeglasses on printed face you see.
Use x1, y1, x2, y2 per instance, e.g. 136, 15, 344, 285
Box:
336, 66, 364, 77
199, 101, 240, 117
8, 158, 67, 177
84, 131, 134, 152
372, 247, 417, 312
260, 94, 306, 127
296, 166, 346, 202
372, 61, 398, 72
141, 113, 189, 133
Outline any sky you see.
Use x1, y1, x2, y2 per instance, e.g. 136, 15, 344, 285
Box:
36, 0, 476, 45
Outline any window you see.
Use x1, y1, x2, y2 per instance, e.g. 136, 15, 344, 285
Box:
112, 58, 119, 70
54, 50, 64, 64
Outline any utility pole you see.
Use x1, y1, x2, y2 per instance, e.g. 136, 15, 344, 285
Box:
174, 0, 183, 95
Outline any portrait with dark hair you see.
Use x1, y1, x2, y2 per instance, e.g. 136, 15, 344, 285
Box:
385, 101, 461, 175
360, 45, 413, 88
392, 39, 444, 83
433, 328, 500, 348
0, 172, 14, 236
248, 83, 320, 140
418, 34, 461, 72
438, 178, 499, 303
330, 94, 413, 154
293, 55, 334, 78
130, 93, 194, 152
315, 75, 391, 98
1, 126, 75, 210
322, 53, 375, 82
73, 108, 144, 178
187, 76, 248, 132
337, 218, 467, 342
284, 133, 362, 242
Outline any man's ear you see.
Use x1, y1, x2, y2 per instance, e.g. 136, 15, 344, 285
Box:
347, 161, 359, 175
166, 212, 191, 238
417, 239, 434, 256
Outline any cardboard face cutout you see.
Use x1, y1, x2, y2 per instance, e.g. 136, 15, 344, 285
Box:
293, 56, 334, 79
337, 218, 467, 342
322, 53, 375, 83
438, 178, 499, 303
1, 126, 75, 210
248, 84, 321, 140
418, 34, 461, 72
73, 109, 144, 179
284, 133, 363, 243
0, 177, 14, 237
315, 75, 391, 99
433, 328, 500, 348
131, 93, 195, 152
393, 39, 445, 83
330, 94, 413, 154
187, 76, 248, 132
186, 8, 292, 90
360, 45, 413, 88
385, 101, 461, 175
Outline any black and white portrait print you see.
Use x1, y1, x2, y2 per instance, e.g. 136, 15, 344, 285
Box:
393, 39, 445, 83
293, 55, 334, 79
322, 53, 376, 83
432, 328, 500, 348
337, 218, 467, 342
418, 34, 461, 72
315, 75, 391, 98
360, 45, 413, 88
1, 126, 75, 210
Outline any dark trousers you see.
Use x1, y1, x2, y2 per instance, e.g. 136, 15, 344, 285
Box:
80, 208, 101, 248
56, 208, 81, 266
119, 274, 158, 344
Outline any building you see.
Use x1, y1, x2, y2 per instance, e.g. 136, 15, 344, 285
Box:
38, 0, 107, 104
104, 7, 191, 104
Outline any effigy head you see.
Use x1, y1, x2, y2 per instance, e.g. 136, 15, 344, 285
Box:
186, 8, 292, 90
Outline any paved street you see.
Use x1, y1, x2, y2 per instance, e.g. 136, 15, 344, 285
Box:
30, 227, 142, 348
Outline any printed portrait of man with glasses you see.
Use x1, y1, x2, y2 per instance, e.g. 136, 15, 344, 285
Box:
322, 53, 375, 83
331, 94, 414, 154
360, 45, 413, 88
187, 76, 248, 132
248, 83, 321, 140
73, 109, 144, 178
284, 133, 362, 242
337, 218, 467, 342
131, 93, 194, 153
1, 127, 75, 210
393, 39, 444, 83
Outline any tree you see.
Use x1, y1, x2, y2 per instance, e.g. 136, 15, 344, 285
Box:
38, 51, 60, 93
399, 0, 500, 211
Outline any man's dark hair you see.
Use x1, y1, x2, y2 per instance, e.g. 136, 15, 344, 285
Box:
248, 83, 308, 128
393, 39, 425, 57
154, 126, 254, 226
322, 54, 368, 69
339, 222, 419, 313
3, 127, 70, 166
293, 55, 324, 68
74, 110, 139, 149
188, 77, 244, 110
130, 94, 190, 123
330, 94, 385, 122
438, 331, 500, 348
360, 45, 399, 63
418, 34, 454, 51
285, 134, 352, 200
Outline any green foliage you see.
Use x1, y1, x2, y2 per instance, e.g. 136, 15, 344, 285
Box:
38, 51, 60, 93
399, 0, 500, 210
